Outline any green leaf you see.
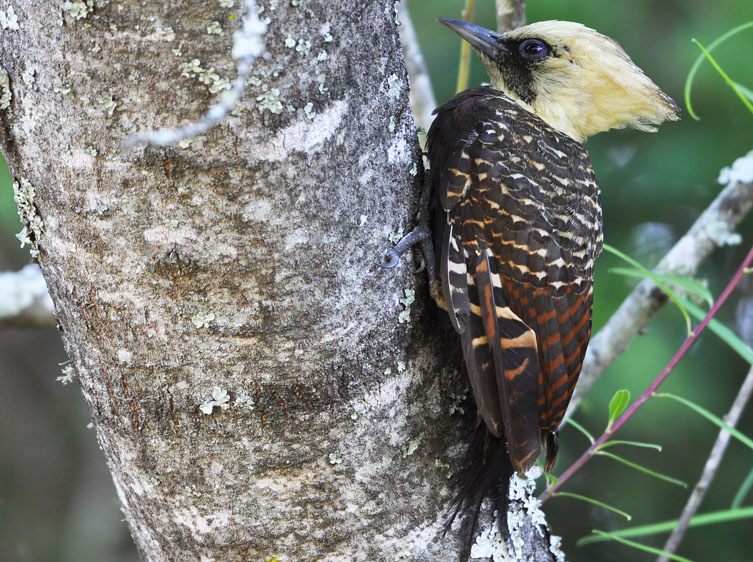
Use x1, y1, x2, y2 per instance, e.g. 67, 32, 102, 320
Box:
577, 506, 753, 546
603, 244, 693, 335
566, 417, 595, 444
732, 467, 753, 508
733, 80, 753, 103
596, 450, 687, 488
554, 491, 631, 521
609, 267, 713, 308
607, 389, 630, 432
679, 297, 753, 365
692, 38, 753, 118
581, 530, 696, 561
656, 393, 753, 451
544, 471, 559, 488
597, 440, 662, 452
684, 21, 753, 119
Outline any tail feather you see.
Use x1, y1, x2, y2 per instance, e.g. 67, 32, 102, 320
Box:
445, 423, 514, 559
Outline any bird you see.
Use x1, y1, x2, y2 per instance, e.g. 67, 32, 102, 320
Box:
385, 17, 679, 546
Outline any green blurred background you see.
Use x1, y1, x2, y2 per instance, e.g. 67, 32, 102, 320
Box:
1, 1, 752, 560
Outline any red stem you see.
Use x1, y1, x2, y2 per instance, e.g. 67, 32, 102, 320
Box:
540, 244, 753, 504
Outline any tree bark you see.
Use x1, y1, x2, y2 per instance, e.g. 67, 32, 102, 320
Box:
495, 0, 526, 33
0, 1, 478, 559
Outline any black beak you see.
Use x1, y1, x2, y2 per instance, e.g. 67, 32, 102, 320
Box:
438, 18, 507, 60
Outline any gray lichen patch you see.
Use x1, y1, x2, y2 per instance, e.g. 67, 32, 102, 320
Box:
178, 59, 232, 94
13, 177, 44, 258
401, 437, 420, 458
199, 387, 231, 414
469, 512, 513, 561
51, 6, 63, 26
465, 466, 558, 560
0, 67, 11, 109
57, 362, 77, 385
302, 102, 314, 121
256, 88, 282, 114
549, 534, 566, 562
63, 0, 94, 21
191, 311, 215, 329
719, 149, 753, 185
0, 6, 19, 30
206, 21, 224, 36
284, 34, 311, 56
22, 68, 36, 87
100, 94, 120, 116
179, 59, 203, 77
53, 84, 74, 98
397, 288, 414, 324
155, 26, 176, 41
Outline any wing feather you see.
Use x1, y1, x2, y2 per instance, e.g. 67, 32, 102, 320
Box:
440, 222, 470, 334
429, 86, 602, 473
475, 250, 541, 471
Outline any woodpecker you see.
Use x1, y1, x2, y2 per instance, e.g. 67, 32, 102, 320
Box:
384, 17, 678, 542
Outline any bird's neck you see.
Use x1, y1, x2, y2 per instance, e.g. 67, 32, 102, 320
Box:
488, 82, 589, 143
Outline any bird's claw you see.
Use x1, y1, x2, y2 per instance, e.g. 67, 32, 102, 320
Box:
379, 250, 400, 270
377, 227, 435, 280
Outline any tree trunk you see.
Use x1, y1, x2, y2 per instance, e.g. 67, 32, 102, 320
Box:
0, 1, 554, 560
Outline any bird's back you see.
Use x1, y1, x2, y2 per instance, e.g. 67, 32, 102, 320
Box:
428, 86, 602, 473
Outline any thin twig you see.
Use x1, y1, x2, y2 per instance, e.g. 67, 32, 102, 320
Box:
397, 2, 437, 145
655, 363, 753, 562
568, 159, 753, 418
125, 0, 266, 147
455, 0, 476, 94
540, 243, 753, 503
495, 0, 526, 33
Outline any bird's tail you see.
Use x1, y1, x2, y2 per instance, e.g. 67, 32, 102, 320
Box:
444, 422, 514, 558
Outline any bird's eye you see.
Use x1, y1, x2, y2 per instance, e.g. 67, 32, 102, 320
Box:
519, 39, 549, 60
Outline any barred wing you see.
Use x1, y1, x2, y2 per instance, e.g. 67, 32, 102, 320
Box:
429, 87, 602, 471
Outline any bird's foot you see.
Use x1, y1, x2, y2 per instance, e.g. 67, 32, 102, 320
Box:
379, 226, 435, 280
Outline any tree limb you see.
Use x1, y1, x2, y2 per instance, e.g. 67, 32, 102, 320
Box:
398, 2, 437, 142
495, 0, 526, 32
656, 363, 753, 562
0, 264, 55, 328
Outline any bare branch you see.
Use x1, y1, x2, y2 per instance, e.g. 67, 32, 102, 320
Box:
568, 152, 753, 418
455, 0, 477, 93
0, 264, 55, 328
397, 2, 437, 143
495, 0, 526, 32
656, 363, 753, 562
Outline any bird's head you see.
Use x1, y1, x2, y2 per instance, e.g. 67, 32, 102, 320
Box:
439, 18, 680, 142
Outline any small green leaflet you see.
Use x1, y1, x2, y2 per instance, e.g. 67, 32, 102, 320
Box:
609, 267, 713, 308
607, 389, 630, 432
